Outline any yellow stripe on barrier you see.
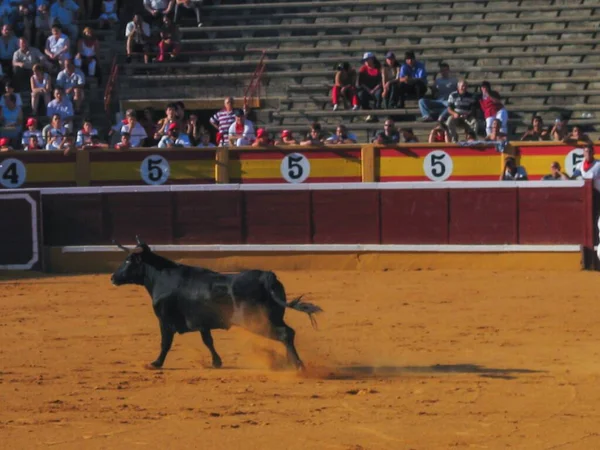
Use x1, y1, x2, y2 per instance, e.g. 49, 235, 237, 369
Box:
90, 161, 214, 182
379, 155, 501, 178
230, 158, 361, 180
27, 163, 76, 183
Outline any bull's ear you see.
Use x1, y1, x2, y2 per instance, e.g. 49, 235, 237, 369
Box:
135, 235, 147, 247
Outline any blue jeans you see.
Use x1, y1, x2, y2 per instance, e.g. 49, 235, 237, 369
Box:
418, 98, 448, 120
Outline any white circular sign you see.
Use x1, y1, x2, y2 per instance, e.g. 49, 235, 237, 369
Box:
0, 158, 26, 188
280, 153, 310, 183
141, 155, 170, 185
423, 150, 453, 181
565, 148, 585, 177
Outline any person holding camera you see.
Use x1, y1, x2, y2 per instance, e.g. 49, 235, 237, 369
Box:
158, 122, 191, 148
428, 123, 451, 143
125, 14, 151, 64
332, 62, 358, 111
500, 156, 528, 181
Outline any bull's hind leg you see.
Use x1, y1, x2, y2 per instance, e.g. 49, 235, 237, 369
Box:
274, 324, 305, 371
200, 329, 222, 368
151, 320, 174, 368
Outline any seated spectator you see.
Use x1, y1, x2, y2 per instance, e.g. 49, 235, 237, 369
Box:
485, 118, 507, 142
44, 113, 66, 145
21, 117, 45, 148
500, 156, 528, 181
155, 103, 181, 141
35, 3, 53, 51
186, 113, 203, 144
332, 62, 358, 111
228, 109, 255, 146
0, 2, 12, 28
161, 15, 181, 44
0, 93, 23, 141
74, 27, 99, 81
76, 118, 98, 148
563, 125, 593, 145
0, 137, 12, 152
464, 130, 477, 142
428, 123, 451, 143
120, 109, 148, 147
115, 132, 132, 150
381, 51, 400, 109
16, 1, 35, 44
325, 124, 357, 144
157, 31, 180, 62
98, 0, 119, 29
56, 59, 85, 112
0, 24, 18, 78
357, 52, 382, 120
371, 118, 399, 144
398, 51, 427, 109
520, 115, 549, 141
275, 129, 298, 145
478, 81, 508, 136
0, 81, 23, 109
300, 122, 325, 146
445, 80, 477, 143
24, 134, 42, 151
144, 0, 175, 27
30, 63, 51, 115
419, 62, 457, 122
139, 107, 158, 146
252, 128, 273, 147
400, 128, 419, 143
50, 0, 79, 40
158, 123, 191, 147
550, 115, 569, 141
13, 37, 48, 91
59, 132, 76, 155
196, 133, 215, 148
45, 25, 71, 69
175, 0, 202, 27
125, 14, 151, 64
542, 161, 570, 181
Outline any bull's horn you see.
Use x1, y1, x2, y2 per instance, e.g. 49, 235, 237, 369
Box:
135, 235, 144, 246
112, 240, 130, 253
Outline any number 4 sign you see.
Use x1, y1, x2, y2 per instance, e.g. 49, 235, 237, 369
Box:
0, 158, 26, 188
141, 155, 170, 185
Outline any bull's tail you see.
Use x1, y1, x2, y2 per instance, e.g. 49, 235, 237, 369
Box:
261, 271, 323, 329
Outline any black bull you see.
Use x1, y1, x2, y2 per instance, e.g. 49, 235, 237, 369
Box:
110, 237, 323, 371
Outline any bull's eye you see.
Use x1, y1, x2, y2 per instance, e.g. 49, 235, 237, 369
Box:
125, 260, 130, 265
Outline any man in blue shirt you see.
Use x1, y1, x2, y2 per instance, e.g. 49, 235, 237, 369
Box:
50, 0, 79, 39
398, 51, 427, 109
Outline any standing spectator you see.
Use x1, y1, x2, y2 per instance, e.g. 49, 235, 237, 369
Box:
381, 51, 400, 109
47, 87, 74, 123
228, 109, 255, 146
419, 62, 457, 122
275, 129, 297, 145
35, 3, 52, 51
573, 144, 600, 194
428, 123, 451, 143
357, 52, 382, 120
550, 115, 569, 141
30, 63, 51, 115
120, 109, 148, 147
397, 50, 427, 109
56, 59, 85, 113
50, 0, 79, 40
13, 38, 48, 90
520, 115, 549, 141
175, 0, 202, 27
98, 0, 119, 29
74, 27, 99, 81
500, 156, 528, 181
21, 116, 45, 148
331, 62, 358, 111
325, 124, 357, 144
485, 118, 507, 142
542, 162, 569, 181
478, 81, 508, 136
210, 96, 236, 146
0, 24, 18, 79
445, 80, 476, 143
0, 93, 23, 142
144, 0, 175, 27
371, 118, 399, 144
125, 14, 151, 64
45, 24, 71, 69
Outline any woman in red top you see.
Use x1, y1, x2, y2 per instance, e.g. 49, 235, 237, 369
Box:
479, 81, 508, 136
157, 31, 180, 62
357, 52, 382, 119
428, 123, 450, 143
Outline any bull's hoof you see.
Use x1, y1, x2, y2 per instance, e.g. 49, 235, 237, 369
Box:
147, 360, 163, 370
296, 361, 306, 372
212, 358, 222, 369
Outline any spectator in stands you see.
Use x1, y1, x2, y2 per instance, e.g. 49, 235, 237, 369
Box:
445, 80, 476, 143
74, 27, 99, 81
22, 117, 45, 148
542, 161, 570, 181
35, 3, 52, 51
0, 137, 13, 151
419, 62, 456, 122
563, 125, 593, 145
144, 0, 175, 27
500, 156, 528, 181
157, 30, 180, 62
44, 114, 66, 149
300, 122, 325, 146
139, 107, 158, 146
357, 52, 382, 121
398, 50, 427, 109
210, 96, 236, 146
30, 63, 51, 115
158, 123, 191, 147
371, 118, 399, 144
175, 0, 202, 27
477, 81, 508, 136
162, 14, 181, 44
115, 132, 132, 150
185, 113, 202, 144
24, 134, 42, 151
400, 128, 419, 143
155, 103, 181, 141
45, 24, 71, 69
120, 109, 148, 147
325, 124, 357, 144
520, 115, 549, 141
275, 130, 298, 145
50, 0, 79, 40
550, 115, 569, 141
98, 0, 119, 29
485, 118, 506, 142
0, 24, 18, 79
252, 128, 273, 147
16, 1, 35, 43
0, 93, 22, 142
13, 38, 48, 91
196, 133, 215, 148
428, 123, 451, 143
332, 62, 358, 111
76, 118, 99, 148
228, 109, 255, 146
125, 14, 151, 64
56, 59, 85, 113
59, 132, 76, 155
1, 80, 23, 110
382, 51, 400, 109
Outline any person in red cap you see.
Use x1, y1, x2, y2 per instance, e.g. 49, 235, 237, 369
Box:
252, 128, 273, 147
0, 137, 12, 152
275, 129, 298, 145
158, 122, 191, 148
21, 116, 45, 148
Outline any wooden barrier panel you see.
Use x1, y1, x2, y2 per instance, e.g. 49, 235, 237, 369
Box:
513, 143, 585, 180
0, 152, 76, 188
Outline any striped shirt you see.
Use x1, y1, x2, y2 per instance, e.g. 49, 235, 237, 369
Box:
210, 109, 235, 146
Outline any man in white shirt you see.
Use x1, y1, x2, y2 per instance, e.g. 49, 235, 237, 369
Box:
573, 143, 600, 260
47, 87, 74, 123
56, 59, 85, 112
50, 0, 79, 40
119, 109, 147, 147
144, 0, 174, 26
228, 109, 255, 146
45, 24, 70, 68
125, 14, 151, 64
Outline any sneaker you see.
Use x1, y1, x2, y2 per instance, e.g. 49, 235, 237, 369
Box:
352, 105, 359, 111
197, 23, 203, 27
421, 116, 435, 122
333, 104, 338, 111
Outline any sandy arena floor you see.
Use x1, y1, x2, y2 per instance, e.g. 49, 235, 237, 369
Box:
1, 269, 600, 449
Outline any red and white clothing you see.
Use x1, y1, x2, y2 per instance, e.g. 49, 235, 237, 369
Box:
479, 92, 508, 135
227, 120, 255, 146
210, 109, 235, 146
576, 158, 600, 259
120, 121, 147, 147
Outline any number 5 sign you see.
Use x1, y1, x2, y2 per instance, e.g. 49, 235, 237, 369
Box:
141, 155, 170, 185
280, 153, 310, 183
0, 158, 26, 188
423, 150, 453, 181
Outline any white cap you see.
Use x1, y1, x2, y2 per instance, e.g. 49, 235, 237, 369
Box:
362, 52, 374, 61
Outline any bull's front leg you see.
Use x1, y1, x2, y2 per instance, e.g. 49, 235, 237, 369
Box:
150, 319, 174, 369
200, 328, 222, 368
